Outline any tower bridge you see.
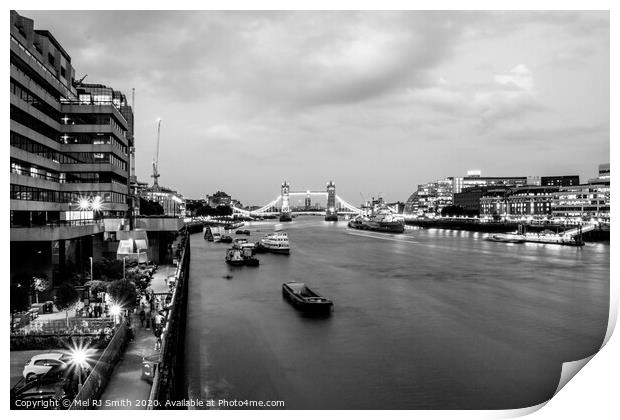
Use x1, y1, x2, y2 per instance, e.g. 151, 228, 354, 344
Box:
231, 181, 363, 221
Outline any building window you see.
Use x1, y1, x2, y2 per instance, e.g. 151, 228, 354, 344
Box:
48, 53, 55, 66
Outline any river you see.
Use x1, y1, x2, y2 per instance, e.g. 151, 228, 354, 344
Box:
184, 218, 609, 409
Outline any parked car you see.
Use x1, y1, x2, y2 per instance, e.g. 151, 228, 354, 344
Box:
23, 353, 70, 380
11, 373, 75, 409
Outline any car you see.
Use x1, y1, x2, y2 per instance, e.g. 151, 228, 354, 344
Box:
23, 353, 70, 381
11, 374, 75, 409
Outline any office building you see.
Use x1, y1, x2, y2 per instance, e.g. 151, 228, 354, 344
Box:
552, 164, 610, 224
10, 11, 133, 283
540, 175, 580, 187
405, 177, 454, 216
452, 171, 527, 194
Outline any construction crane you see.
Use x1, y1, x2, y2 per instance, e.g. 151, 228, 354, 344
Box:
151, 119, 161, 189
360, 192, 367, 207
72, 74, 87, 87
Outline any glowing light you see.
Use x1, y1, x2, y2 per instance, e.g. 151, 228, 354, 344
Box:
77, 197, 91, 211
71, 349, 88, 367
91, 196, 103, 211
110, 304, 122, 317
67, 341, 94, 370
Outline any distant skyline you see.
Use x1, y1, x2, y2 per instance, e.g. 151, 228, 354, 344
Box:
21, 10, 609, 205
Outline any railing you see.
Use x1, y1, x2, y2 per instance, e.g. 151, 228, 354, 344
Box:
147, 230, 190, 409
12, 317, 115, 336
69, 323, 130, 410
11, 219, 103, 229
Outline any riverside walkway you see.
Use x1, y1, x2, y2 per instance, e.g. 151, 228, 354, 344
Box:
97, 265, 177, 409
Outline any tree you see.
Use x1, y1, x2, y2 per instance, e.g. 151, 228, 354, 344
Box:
85, 280, 108, 297
125, 268, 151, 295
139, 197, 164, 216
10, 282, 30, 314
92, 258, 124, 281
32, 275, 51, 304
107, 279, 138, 310
54, 283, 79, 326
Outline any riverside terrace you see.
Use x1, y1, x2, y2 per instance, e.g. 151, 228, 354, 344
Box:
9, 226, 194, 410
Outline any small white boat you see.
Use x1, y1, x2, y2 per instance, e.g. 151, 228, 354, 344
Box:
486, 233, 526, 243
256, 231, 290, 254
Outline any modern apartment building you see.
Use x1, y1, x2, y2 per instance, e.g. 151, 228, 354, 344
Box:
10, 11, 133, 283
551, 164, 610, 224
452, 171, 527, 194
540, 175, 580, 187
404, 177, 454, 216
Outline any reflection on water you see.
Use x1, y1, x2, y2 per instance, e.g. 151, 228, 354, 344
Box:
185, 220, 609, 409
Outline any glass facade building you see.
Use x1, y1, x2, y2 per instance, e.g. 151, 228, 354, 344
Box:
10, 10, 134, 284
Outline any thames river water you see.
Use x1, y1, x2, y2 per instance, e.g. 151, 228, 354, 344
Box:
184, 218, 609, 409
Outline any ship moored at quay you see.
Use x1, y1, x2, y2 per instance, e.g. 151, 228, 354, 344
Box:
348, 197, 405, 233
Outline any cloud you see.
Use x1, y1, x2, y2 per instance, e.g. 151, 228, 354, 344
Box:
405, 64, 540, 129
494, 64, 534, 92
18, 10, 609, 203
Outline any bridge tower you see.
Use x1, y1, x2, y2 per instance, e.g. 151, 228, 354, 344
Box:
325, 180, 338, 221
280, 180, 292, 222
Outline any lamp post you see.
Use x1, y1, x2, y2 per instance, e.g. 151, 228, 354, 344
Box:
89, 257, 93, 282
110, 303, 122, 325
123, 257, 127, 280
70, 348, 88, 394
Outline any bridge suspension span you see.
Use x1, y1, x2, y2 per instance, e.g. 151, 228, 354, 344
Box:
231, 181, 363, 220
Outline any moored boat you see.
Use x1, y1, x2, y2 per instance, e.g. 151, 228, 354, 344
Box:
225, 248, 245, 266
204, 226, 214, 241
348, 197, 405, 233
486, 225, 585, 246
225, 222, 244, 230
225, 247, 260, 266
486, 233, 526, 243
282, 282, 333, 313
523, 230, 585, 246
220, 235, 233, 243
255, 231, 290, 254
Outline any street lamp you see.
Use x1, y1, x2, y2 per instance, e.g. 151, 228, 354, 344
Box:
110, 303, 122, 325
89, 257, 93, 282
69, 346, 90, 394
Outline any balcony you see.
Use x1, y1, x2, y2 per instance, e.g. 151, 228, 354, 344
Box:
60, 100, 129, 131
134, 216, 185, 232
10, 219, 105, 242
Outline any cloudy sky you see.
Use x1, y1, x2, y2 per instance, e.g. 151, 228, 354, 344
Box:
22, 11, 609, 205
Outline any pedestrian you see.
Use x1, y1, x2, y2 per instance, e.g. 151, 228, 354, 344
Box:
154, 312, 164, 329
144, 306, 151, 329
139, 309, 145, 327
